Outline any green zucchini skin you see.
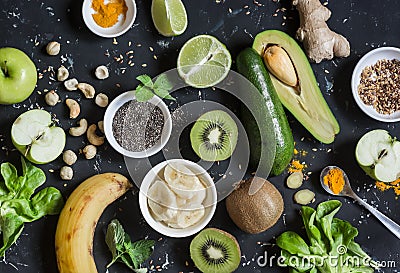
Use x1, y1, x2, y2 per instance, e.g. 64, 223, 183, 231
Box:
236, 47, 294, 176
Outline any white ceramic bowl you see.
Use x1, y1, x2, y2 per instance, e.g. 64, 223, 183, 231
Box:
82, 0, 137, 38
104, 91, 172, 158
139, 159, 217, 238
351, 47, 400, 122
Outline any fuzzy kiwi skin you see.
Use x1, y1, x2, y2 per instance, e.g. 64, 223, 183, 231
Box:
226, 177, 284, 234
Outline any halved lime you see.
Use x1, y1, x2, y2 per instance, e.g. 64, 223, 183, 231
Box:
151, 0, 188, 37
177, 35, 232, 88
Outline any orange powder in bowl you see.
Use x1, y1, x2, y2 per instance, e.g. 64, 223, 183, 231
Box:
91, 0, 128, 28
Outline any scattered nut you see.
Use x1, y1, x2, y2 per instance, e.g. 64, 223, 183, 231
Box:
45, 90, 59, 106
65, 98, 80, 119
95, 93, 109, 108
57, 65, 69, 81
64, 78, 78, 91
83, 144, 97, 159
63, 150, 77, 166
95, 65, 109, 80
60, 166, 73, 180
69, 118, 88, 136
87, 124, 104, 146
97, 120, 104, 133
46, 41, 61, 56
77, 83, 95, 98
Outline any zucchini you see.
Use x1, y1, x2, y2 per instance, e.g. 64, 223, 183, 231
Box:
236, 47, 294, 176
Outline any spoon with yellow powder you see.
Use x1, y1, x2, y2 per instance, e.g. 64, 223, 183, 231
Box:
320, 166, 400, 240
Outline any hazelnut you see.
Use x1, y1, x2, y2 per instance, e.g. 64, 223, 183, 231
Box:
63, 150, 77, 166
45, 90, 59, 106
60, 166, 73, 180
46, 41, 61, 56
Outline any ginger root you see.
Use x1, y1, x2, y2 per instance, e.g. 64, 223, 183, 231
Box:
293, 0, 350, 63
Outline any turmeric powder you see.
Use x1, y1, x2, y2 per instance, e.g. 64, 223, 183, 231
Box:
91, 0, 128, 28
288, 159, 307, 173
376, 179, 400, 197
323, 168, 345, 195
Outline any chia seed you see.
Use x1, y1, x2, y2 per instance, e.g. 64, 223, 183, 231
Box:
112, 100, 165, 152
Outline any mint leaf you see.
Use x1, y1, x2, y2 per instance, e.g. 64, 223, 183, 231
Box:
134, 74, 175, 102
106, 219, 154, 271
154, 74, 173, 91
135, 85, 154, 102
136, 75, 153, 88
153, 87, 176, 101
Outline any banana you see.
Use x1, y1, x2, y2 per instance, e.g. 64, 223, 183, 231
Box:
55, 173, 132, 273
169, 205, 206, 229
147, 180, 178, 221
164, 163, 206, 200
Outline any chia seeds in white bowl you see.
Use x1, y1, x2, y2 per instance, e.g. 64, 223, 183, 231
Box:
112, 101, 164, 152
104, 91, 172, 158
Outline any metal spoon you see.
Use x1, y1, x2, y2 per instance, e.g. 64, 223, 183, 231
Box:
320, 166, 400, 240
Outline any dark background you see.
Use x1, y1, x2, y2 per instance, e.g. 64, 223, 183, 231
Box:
0, 0, 400, 272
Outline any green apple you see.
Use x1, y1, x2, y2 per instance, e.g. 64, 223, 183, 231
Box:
11, 109, 65, 164
355, 129, 400, 182
0, 47, 37, 104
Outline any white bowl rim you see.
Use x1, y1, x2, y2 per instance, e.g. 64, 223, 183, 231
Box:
351, 46, 400, 122
138, 159, 217, 238
82, 0, 137, 38
103, 91, 172, 158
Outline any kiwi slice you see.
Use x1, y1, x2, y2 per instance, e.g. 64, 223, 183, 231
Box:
190, 110, 238, 161
190, 228, 241, 273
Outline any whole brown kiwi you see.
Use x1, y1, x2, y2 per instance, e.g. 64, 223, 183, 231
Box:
226, 177, 284, 234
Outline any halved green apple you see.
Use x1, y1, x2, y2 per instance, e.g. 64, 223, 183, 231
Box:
355, 129, 400, 182
11, 109, 65, 164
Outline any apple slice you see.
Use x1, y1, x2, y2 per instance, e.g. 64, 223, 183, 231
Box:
11, 109, 66, 164
356, 129, 400, 182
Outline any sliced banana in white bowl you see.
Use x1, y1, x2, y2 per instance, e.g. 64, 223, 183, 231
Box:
139, 159, 217, 238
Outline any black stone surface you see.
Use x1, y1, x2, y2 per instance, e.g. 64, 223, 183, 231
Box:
0, 0, 399, 272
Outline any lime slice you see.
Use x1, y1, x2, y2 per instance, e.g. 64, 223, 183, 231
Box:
151, 0, 188, 37
177, 35, 232, 88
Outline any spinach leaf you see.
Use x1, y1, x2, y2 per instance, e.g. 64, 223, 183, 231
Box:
301, 206, 327, 255
276, 200, 378, 273
1, 162, 19, 194
31, 187, 64, 216
0, 211, 24, 256
316, 200, 342, 247
276, 231, 310, 255
0, 158, 64, 256
15, 159, 46, 199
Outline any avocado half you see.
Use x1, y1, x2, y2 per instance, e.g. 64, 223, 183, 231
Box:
253, 30, 340, 144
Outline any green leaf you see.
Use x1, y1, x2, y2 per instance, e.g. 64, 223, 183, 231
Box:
135, 85, 154, 102
0, 158, 64, 257
16, 158, 46, 199
154, 74, 173, 91
0, 211, 24, 257
106, 219, 154, 271
301, 206, 327, 255
129, 240, 155, 266
316, 200, 342, 247
136, 75, 153, 88
106, 219, 126, 266
276, 231, 310, 255
31, 187, 64, 216
153, 87, 176, 101
1, 162, 19, 194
